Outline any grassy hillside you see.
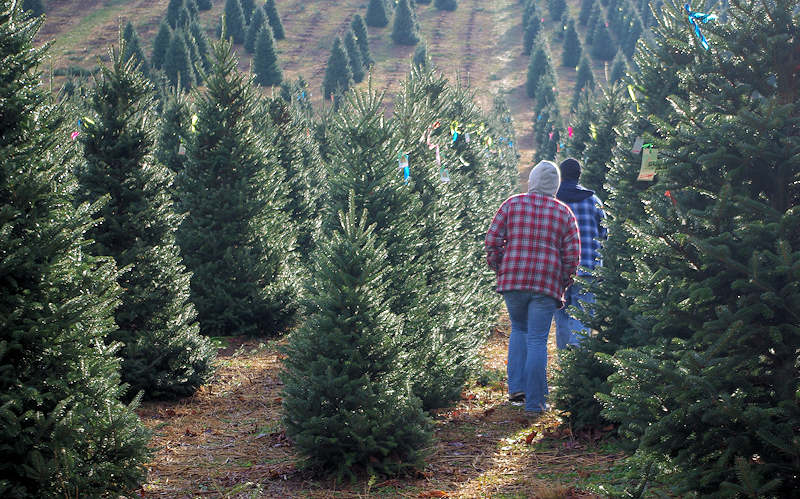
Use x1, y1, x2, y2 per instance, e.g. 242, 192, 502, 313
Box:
34, 0, 624, 170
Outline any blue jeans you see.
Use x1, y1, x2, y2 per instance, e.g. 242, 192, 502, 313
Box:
554, 281, 595, 349
503, 291, 557, 412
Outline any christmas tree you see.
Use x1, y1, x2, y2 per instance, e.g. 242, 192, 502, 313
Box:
0, 3, 149, 495
547, 0, 566, 21
164, 29, 194, 90
166, 0, 185, 29
608, 49, 628, 83
76, 41, 216, 399
189, 20, 211, 72
392, 0, 419, 45
572, 54, 594, 107
281, 198, 431, 480
244, 4, 266, 53
343, 29, 365, 83
151, 20, 171, 70
240, 0, 255, 24
155, 87, 190, 176
176, 39, 297, 337
522, 14, 541, 55
121, 21, 149, 75
366, 0, 389, 27
561, 18, 582, 67
253, 25, 282, 87
264, 0, 285, 40
525, 34, 551, 98
590, 20, 616, 60
351, 14, 373, 66
412, 40, 429, 68
224, 0, 246, 44
322, 37, 352, 101
578, 0, 593, 25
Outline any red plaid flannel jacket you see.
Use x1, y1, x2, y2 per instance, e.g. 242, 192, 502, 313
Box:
485, 192, 581, 302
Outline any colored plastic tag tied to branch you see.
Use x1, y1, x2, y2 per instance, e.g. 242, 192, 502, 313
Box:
191, 114, 198, 133
638, 147, 658, 181
665, 190, 678, 206
684, 3, 716, 51
567, 126, 573, 138
440, 166, 450, 183
632, 136, 644, 154
398, 153, 410, 182
70, 131, 79, 140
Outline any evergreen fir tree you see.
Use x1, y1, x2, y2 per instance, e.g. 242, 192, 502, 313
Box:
244, 4, 266, 53
412, 40, 429, 68
351, 14, 373, 66
253, 26, 282, 86
264, 0, 285, 40
366, 0, 389, 28
576, 83, 626, 197
183, 28, 204, 85
343, 29, 365, 83
121, 21, 150, 76
590, 20, 616, 60
224, 0, 246, 44
177, 39, 297, 337
240, 0, 255, 24
185, 0, 199, 17
572, 55, 594, 106
155, 88, 190, 175
578, 0, 593, 25
608, 49, 627, 83
522, 14, 541, 55
151, 20, 171, 70
561, 18, 581, 67
76, 44, 215, 400
547, 0, 566, 21
164, 30, 194, 90
621, 17, 641, 57
525, 35, 550, 98
434, 0, 457, 11
20, 0, 44, 16
197, 0, 212, 11
281, 199, 431, 480
584, 3, 602, 45
166, 0, 184, 29
177, 5, 192, 29
189, 20, 211, 71
322, 37, 352, 100
392, 0, 419, 45
0, 5, 149, 495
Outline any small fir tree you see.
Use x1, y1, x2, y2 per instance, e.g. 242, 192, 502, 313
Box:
253, 26, 282, 86
164, 30, 195, 90
189, 20, 211, 71
0, 5, 149, 495
561, 19, 581, 67
264, 0, 285, 40
343, 29, 365, 83
608, 49, 628, 83
351, 13, 373, 66
76, 43, 216, 399
525, 35, 550, 98
177, 39, 297, 336
434, 0, 457, 11
392, 0, 419, 45
572, 55, 594, 106
281, 200, 431, 480
166, 0, 184, 28
240, 0, 255, 24
578, 0, 593, 25
121, 21, 150, 75
322, 37, 352, 100
548, 0, 566, 20
366, 0, 389, 27
224, 0, 246, 44
244, 4, 266, 53
155, 88, 190, 175
522, 14, 541, 55
151, 20, 171, 70
590, 20, 616, 60
584, 3, 602, 45
412, 40, 429, 68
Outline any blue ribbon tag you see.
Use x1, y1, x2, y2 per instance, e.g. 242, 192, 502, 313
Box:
684, 3, 716, 50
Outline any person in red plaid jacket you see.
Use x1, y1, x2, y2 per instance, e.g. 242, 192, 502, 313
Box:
485, 160, 580, 414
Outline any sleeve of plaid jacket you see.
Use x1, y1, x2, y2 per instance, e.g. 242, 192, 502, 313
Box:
485, 203, 507, 271
560, 212, 581, 290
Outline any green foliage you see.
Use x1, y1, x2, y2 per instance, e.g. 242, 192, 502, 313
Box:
166, 0, 184, 28
155, 88, 190, 176
189, 20, 211, 72
253, 26, 282, 87
322, 37, 352, 101
264, 0, 285, 40
20, 0, 44, 16
392, 0, 419, 45
281, 199, 432, 481
561, 19, 581, 67
547, 0, 566, 21
522, 13, 541, 55
76, 44, 216, 400
176, 39, 297, 337
525, 34, 550, 99
434, 0, 457, 11
343, 30, 364, 83
0, 5, 149, 495
244, 4, 265, 53
590, 20, 616, 61
572, 55, 594, 107
224, 0, 246, 44
412, 40, 429, 69
578, 0, 593, 25
240, 0, 254, 24
351, 14, 373, 66
366, 0, 389, 27
608, 50, 628, 84
151, 20, 171, 70
197, 0, 212, 10
121, 21, 149, 76
164, 29, 194, 90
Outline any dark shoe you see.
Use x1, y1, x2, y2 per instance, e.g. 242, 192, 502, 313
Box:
508, 391, 525, 402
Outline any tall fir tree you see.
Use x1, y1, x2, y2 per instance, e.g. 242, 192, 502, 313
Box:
0, 4, 149, 495
281, 199, 431, 480
155, 87, 190, 176
264, 0, 285, 40
343, 29, 365, 83
253, 25, 282, 87
351, 13, 373, 66
76, 43, 215, 399
164, 29, 194, 90
525, 34, 550, 98
166, 0, 184, 29
322, 37, 352, 100
578, 0, 593, 25
240, 0, 255, 24
224, 0, 246, 44
572, 54, 594, 107
434, 0, 457, 11
608, 49, 628, 83
121, 21, 150, 76
392, 0, 419, 45
547, 0, 566, 20
590, 20, 616, 60
366, 0, 389, 27
177, 39, 297, 337
151, 20, 171, 70
244, 4, 266, 53
561, 18, 581, 67
522, 13, 541, 55
189, 20, 211, 71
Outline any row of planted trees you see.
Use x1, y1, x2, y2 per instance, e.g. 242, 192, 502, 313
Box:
0, 0, 518, 494
551, 0, 799, 496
